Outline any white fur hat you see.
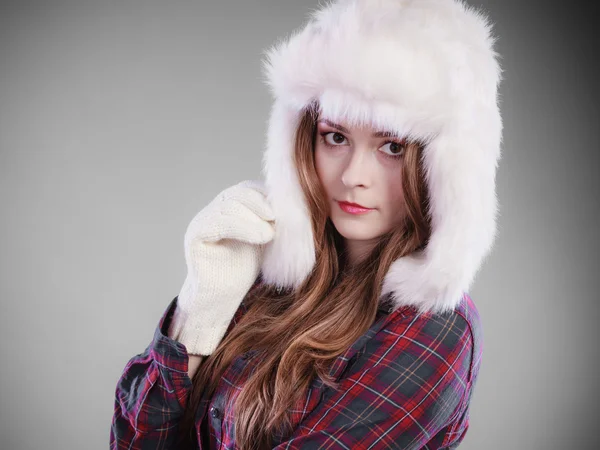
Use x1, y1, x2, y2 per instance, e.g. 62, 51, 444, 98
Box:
258, 0, 503, 314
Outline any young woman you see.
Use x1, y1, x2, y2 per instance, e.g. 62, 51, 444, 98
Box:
110, 0, 502, 449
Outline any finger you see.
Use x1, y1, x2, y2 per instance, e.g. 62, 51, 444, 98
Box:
234, 179, 268, 195
222, 184, 275, 222
201, 204, 275, 244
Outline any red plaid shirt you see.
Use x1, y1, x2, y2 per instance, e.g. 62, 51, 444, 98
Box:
110, 286, 482, 449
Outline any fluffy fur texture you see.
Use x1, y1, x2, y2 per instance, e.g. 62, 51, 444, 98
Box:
259, 0, 503, 314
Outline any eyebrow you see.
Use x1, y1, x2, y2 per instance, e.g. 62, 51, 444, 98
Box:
317, 118, 401, 138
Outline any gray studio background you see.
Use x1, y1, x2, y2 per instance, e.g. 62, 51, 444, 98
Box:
1, 1, 598, 449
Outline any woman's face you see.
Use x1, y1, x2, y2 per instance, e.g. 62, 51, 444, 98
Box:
314, 117, 407, 263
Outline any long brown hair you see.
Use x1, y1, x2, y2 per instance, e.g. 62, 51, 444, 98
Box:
176, 101, 432, 449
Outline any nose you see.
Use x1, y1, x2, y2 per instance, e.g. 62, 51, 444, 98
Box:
341, 147, 372, 188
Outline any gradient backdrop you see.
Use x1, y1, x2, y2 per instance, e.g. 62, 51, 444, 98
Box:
1, 1, 598, 449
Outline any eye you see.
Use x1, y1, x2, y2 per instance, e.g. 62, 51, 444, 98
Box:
379, 141, 406, 160
321, 132, 348, 146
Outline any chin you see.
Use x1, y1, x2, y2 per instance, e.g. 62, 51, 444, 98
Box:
330, 216, 382, 241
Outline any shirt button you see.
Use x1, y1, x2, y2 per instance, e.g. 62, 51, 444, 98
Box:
210, 407, 221, 419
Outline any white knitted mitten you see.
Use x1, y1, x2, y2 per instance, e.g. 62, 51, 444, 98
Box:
168, 180, 275, 355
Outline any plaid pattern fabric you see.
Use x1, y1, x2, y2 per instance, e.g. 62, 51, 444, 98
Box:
110, 286, 482, 449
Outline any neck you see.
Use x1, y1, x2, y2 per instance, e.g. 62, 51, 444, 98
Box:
343, 238, 377, 267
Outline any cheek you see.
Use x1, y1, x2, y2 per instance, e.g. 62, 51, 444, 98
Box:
382, 170, 406, 215
314, 146, 334, 188
314, 147, 323, 179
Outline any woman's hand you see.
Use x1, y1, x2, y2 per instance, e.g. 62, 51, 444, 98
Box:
169, 180, 275, 356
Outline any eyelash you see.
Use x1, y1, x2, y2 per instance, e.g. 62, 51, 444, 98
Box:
318, 132, 406, 160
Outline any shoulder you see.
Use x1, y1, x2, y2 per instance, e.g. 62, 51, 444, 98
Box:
366, 294, 481, 386
454, 292, 483, 342
454, 292, 484, 383
394, 303, 473, 363
322, 296, 479, 440
384, 292, 482, 386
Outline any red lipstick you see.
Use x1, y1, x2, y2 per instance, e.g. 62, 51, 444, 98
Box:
337, 200, 374, 215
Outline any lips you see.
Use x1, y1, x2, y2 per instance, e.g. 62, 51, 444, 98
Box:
336, 200, 374, 215
338, 201, 371, 209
